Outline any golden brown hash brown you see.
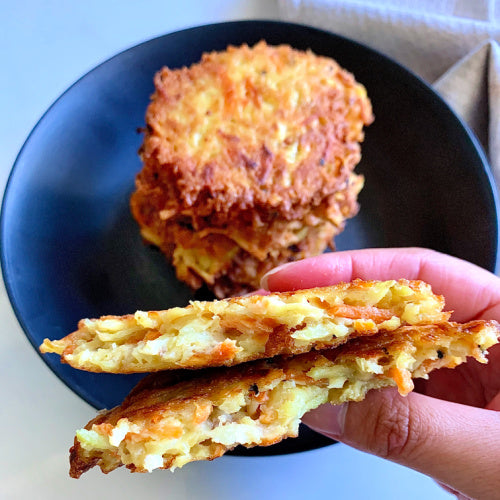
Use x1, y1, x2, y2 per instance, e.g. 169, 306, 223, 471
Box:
132, 41, 373, 219
69, 320, 500, 477
130, 41, 373, 296
170, 216, 341, 296
148, 172, 363, 296
40, 279, 449, 373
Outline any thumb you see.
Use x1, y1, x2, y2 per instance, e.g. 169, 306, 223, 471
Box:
302, 388, 500, 500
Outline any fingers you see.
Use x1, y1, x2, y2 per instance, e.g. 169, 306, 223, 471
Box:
262, 248, 500, 322
262, 247, 428, 289
263, 246, 500, 497
302, 388, 500, 500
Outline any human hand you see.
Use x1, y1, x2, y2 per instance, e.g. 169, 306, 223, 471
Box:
262, 248, 500, 500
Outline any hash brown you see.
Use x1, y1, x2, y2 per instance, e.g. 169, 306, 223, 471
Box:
130, 41, 373, 296
146, 173, 364, 296
68, 320, 500, 477
40, 279, 449, 373
132, 41, 372, 220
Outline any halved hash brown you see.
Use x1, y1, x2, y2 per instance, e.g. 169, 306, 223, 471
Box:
40, 279, 449, 373
69, 320, 500, 477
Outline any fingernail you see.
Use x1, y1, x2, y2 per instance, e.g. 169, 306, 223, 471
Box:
239, 289, 270, 297
302, 403, 348, 439
260, 262, 294, 290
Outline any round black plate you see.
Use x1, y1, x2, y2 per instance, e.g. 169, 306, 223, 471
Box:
2, 20, 498, 456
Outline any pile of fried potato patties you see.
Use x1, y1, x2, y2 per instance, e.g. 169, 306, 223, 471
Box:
130, 42, 374, 297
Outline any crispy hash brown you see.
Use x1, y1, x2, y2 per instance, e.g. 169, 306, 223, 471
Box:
40, 280, 449, 373
133, 41, 372, 220
167, 173, 364, 296
130, 42, 373, 296
69, 320, 500, 477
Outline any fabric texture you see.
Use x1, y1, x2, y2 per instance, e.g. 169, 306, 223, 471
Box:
278, 0, 500, 188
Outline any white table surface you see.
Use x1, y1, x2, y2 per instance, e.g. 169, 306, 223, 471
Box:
0, 2, 451, 498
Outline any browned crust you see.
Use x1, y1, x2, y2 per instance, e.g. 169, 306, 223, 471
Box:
131, 42, 373, 221
69, 320, 499, 478
130, 41, 372, 296
135, 174, 362, 297
178, 221, 341, 296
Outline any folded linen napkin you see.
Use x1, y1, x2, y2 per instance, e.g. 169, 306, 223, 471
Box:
278, 0, 500, 190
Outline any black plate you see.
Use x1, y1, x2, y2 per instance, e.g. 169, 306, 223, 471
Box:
2, 20, 499, 456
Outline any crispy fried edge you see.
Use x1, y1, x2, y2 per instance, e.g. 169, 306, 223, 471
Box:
68, 320, 499, 477
40, 279, 448, 372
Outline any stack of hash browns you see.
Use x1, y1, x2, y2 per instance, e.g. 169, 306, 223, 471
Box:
130, 42, 373, 297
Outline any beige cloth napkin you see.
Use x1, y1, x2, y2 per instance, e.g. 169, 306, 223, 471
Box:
278, 0, 500, 189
